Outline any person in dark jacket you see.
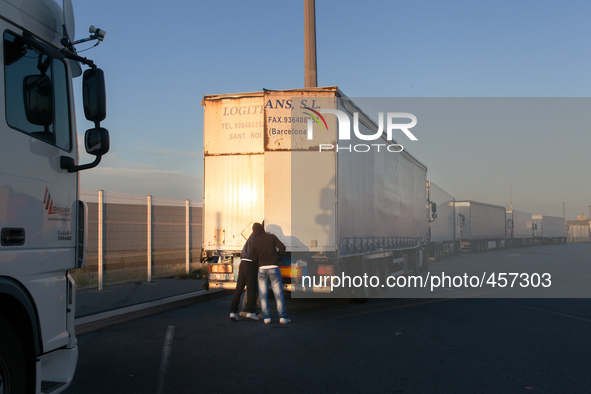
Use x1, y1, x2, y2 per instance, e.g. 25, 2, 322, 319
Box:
250, 222, 290, 324
229, 231, 259, 321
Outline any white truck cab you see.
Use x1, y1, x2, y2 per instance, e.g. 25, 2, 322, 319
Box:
0, 0, 109, 392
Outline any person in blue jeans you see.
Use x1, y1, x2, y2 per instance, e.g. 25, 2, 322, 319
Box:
250, 222, 290, 325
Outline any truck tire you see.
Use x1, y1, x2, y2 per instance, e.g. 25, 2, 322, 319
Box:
377, 259, 388, 293
409, 249, 419, 274
419, 249, 428, 272
352, 259, 370, 302
0, 317, 30, 394
367, 260, 380, 297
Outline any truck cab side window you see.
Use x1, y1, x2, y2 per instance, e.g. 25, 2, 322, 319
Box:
3, 31, 71, 151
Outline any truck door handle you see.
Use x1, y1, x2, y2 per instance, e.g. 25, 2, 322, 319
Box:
1, 228, 26, 246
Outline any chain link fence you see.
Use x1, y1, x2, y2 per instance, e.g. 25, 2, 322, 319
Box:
73, 190, 203, 289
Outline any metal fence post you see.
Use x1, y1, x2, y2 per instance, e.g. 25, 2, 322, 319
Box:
186, 199, 190, 274
98, 190, 104, 291
147, 195, 152, 282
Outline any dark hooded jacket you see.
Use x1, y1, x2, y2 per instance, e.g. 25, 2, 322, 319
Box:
250, 223, 286, 268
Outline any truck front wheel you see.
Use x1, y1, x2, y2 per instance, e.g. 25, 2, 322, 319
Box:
0, 317, 30, 394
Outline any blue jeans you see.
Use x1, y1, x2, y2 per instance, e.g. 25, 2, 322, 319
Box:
258, 267, 287, 319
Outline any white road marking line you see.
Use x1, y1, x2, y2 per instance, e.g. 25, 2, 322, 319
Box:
156, 325, 175, 394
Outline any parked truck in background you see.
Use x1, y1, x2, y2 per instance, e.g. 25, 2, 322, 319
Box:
533, 215, 567, 244
426, 180, 458, 261
455, 200, 506, 252
0, 0, 109, 392
506, 209, 534, 247
202, 87, 431, 297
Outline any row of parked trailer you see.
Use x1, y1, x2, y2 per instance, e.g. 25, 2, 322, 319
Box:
201, 86, 567, 295
426, 181, 567, 261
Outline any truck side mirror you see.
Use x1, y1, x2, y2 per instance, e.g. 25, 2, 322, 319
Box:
60, 127, 110, 172
83, 68, 106, 123
23, 75, 53, 126
427, 201, 437, 222
458, 213, 465, 227
60, 69, 109, 173
85, 127, 110, 156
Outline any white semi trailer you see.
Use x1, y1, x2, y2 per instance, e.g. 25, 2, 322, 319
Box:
0, 0, 109, 392
533, 215, 567, 244
202, 87, 432, 297
455, 200, 506, 252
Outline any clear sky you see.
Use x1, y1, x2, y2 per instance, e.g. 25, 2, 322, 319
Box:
71, 0, 591, 219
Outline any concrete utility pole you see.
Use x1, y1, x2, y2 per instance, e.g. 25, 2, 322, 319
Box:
509, 180, 513, 210
562, 202, 566, 220
304, 0, 318, 87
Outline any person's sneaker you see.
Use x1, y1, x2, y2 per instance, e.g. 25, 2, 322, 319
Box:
246, 312, 260, 321
264, 318, 271, 324
229, 312, 239, 321
280, 318, 291, 325
239, 311, 248, 317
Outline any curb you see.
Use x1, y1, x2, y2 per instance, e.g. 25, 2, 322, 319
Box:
75, 289, 230, 334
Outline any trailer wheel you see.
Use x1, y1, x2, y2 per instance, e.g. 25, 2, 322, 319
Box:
419, 249, 428, 272
377, 259, 388, 292
353, 260, 370, 302
0, 317, 29, 394
409, 249, 420, 274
